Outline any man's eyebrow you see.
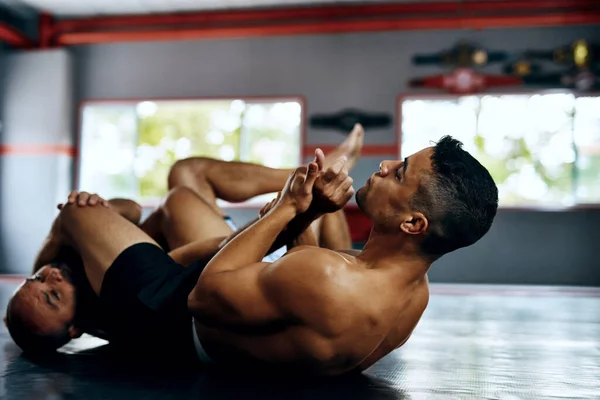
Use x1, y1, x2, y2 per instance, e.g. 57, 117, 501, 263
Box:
403, 157, 409, 175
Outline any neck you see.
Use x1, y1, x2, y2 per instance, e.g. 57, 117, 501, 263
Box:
357, 226, 433, 279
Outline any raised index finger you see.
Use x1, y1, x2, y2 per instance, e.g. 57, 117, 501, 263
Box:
329, 156, 348, 175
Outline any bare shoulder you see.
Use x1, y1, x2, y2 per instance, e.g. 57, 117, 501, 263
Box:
266, 246, 356, 282
261, 246, 361, 332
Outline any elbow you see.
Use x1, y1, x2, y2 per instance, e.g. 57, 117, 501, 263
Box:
130, 201, 143, 224
121, 199, 143, 224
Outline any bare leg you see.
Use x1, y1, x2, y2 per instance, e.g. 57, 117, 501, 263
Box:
58, 205, 160, 295
138, 208, 169, 250
167, 123, 365, 215
321, 123, 364, 171
318, 209, 352, 250
107, 199, 142, 225
168, 158, 293, 213
159, 186, 234, 250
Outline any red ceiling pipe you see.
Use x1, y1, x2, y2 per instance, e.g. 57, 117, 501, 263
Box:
39, 12, 55, 48
56, 11, 600, 46
53, 0, 600, 34
464, 0, 598, 13
54, 2, 460, 33
0, 22, 35, 48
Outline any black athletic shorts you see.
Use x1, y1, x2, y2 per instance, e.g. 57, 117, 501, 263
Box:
99, 242, 206, 365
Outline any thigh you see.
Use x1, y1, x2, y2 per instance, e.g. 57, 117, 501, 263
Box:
59, 205, 160, 295
319, 209, 352, 250
161, 187, 235, 250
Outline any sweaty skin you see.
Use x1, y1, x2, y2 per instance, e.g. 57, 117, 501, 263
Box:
189, 149, 434, 376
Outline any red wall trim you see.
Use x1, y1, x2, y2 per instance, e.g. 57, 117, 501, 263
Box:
0, 144, 76, 156
0, 22, 35, 48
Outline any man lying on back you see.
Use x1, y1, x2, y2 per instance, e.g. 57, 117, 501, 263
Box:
4, 126, 362, 367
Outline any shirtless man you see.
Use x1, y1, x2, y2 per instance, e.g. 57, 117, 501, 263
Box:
7, 133, 498, 377
187, 135, 498, 375
4, 126, 363, 364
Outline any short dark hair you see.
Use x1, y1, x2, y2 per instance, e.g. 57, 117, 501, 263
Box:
5, 298, 71, 354
410, 135, 498, 256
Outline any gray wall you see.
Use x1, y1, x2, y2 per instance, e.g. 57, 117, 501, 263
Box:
71, 26, 600, 286
0, 44, 6, 129
0, 50, 73, 274
0, 44, 6, 273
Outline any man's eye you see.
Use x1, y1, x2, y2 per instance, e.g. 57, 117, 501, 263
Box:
51, 290, 60, 301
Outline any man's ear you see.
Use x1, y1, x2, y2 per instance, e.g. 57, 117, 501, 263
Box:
68, 325, 82, 339
400, 212, 428, 235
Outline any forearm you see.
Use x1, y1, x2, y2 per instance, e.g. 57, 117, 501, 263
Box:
218, 209, 323, 253
108, 199, 142, 225
203, 205, 296, 275
288, 225, 319, 248
168, 236, 227, 266
274, 208, 322, 250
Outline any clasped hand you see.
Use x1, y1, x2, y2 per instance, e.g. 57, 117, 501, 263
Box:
260, 149, 354, 217
57, 190, 109, 210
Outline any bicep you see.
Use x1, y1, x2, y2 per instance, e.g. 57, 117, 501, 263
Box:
189, 262, 284, 329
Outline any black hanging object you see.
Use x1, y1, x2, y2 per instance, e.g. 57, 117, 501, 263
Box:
524, 40, 599, 69
310, 109, 391, 133
412, 42, 509, 68
503, 59, 543, 77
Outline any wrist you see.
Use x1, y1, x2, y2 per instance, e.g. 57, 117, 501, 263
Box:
272, 202, 299, 219
305, 204, 325, 220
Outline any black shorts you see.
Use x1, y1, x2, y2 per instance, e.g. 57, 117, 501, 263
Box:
99, 242, 206, 364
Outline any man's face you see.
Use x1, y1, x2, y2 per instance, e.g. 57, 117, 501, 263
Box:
356, 147, 434, 229
11, 265, 77, 335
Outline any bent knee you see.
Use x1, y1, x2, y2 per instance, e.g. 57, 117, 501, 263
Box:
162, 186, 199, 210
168, 158, 212, 187
57, 202, 114, 228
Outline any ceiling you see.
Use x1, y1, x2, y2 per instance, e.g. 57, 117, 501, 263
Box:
0, 0, 431, 18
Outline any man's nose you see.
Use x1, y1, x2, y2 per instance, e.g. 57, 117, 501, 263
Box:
47, 269, 63, 283
379, 160, 393, 176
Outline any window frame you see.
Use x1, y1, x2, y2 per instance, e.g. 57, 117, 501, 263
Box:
74, 95, 307, 209
396, 89, 600, 211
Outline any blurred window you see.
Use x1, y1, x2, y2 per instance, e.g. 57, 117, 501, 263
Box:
401, 93, 600, 207
78, 99, 303, 206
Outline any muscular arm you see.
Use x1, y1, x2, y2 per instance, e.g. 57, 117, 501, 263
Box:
204, 204, 296, 275
189, 246, 345, 330
218, 208, 323, 253
188, 205, 297, 327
